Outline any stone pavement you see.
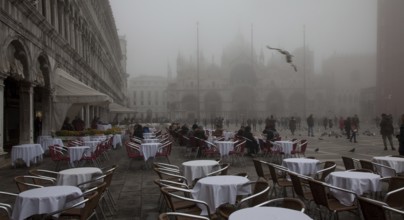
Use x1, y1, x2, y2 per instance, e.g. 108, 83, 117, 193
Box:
0, 125, 399, 220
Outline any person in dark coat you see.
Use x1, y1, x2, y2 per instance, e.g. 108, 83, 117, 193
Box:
380, 113, 395, 150
289, 117, 297, 135
243, 126, 259, 156
307, 114, 314, 137
344, 117, 351, 140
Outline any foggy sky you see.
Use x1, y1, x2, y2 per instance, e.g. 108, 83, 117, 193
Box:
110, 0, 377, 77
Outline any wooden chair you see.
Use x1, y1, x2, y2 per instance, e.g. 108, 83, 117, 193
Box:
308, 178, 358, 220
266, 163, 293, 197
359, 159, 376, 173
255, 197, 306, 212
341, 156, 358, 170
14, 176, 55, 192
161, 187, 216, 219
288, 172, 314, 212
217, 179, 270, 220
315, 161, 336, 182
252, 159, 271, 181
358, 196, 388, 220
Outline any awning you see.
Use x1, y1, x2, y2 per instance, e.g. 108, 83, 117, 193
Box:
54, 68, 111, 104
109, 103, 136, 113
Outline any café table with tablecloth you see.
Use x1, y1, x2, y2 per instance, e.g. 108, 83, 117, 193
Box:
38, 138, 64, 152
182, 160, 219, 184
282, 158, 320, 176
229, 207, 313, 220
192, 175, 251, 215
140, 143, 161, 161
325, 171, 381, 206
67, 146, 90, 166
11, 144, 44, 167
56, 167, 102, 186
274, 141, 294, 156
12, 186, 83, 220
214, 141, 235, 157
372, 156, 404, 176
112, 134, 123, 148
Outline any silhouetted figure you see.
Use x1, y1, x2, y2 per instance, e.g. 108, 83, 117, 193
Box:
266, 46, 297, 71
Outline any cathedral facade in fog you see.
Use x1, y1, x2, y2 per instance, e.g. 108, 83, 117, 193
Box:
167, 34, 330, 123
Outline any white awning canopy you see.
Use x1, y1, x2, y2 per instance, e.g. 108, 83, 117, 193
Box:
54, 68, 111, 104
109, 103, 136, 113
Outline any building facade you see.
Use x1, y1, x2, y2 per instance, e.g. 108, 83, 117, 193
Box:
0, 0, 127, 152
376, 0, 404, 118
128, 75, 168, 122
168, 34, 329, 124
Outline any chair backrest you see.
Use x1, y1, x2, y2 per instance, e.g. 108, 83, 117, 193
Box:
288, 172, 308, 199
253, 159, 265, 179
358, 197, 387, 220
307, 179, 330, 208
372, 162, 397, 178
299, 140, 308, 153
159, 212, 210, 220
387, 176, 404, 192
161, 187, 211, 217
14, 176, 53, 192
238, 179, 270, 208
255, 197, 306, 212
341, 156, 356, 170
48, 145, 68, 160
28, 169, 58, 180
384, 186, 404, 209
207, 163, 230, 176
359, 160, 375, 172
318, 161, 336, 181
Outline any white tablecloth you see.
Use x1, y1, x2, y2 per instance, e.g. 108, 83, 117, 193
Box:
143, 133, 156, 139
140, 143, 161, 161
274, 141, 294, 155
83, 141, 100, 149
37, 135, 52, 144
11, 144, 44, 167
12, 186, 82, 220
229, 207, 313, 220
56, 167, 102, 186
112, 134, 122, 148
80, 136, 91, 141
143, 138, 160, 143
182, 160, 219, 184
91, 135, 107, 142
223, 131, 235, 140
38, 138, 64, 151
68, 146, 90, 165
282, 158, 320, 176
192, 176, 251, 215
372, 156, 404, 176
325, 171, 381, 206
214, 141, 235, 156
97, 124, 112, 131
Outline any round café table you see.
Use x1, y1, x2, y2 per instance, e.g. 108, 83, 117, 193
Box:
214, 141, 235, 157
12, 185, 83, 220
182, 160, 219, 184
372, 156, 404, 176
274, 141, 294, 155
11, 144, 44, 167
56, 167, 102, 186
140, 143, 161, 161
229, 207, 313, 220
192, 175, 251, 215
67, 146, 90, 167
282, 158, 320, 176
325, 171, 381, 206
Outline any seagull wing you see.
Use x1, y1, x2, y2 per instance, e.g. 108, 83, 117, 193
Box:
291, 64, 297, 72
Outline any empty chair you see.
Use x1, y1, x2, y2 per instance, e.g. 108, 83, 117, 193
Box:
315, 161, 337, 182
288, 172, 314, 212
216, 179, 270, 220
0, 191, 17, 220
255, 197, 306, 212
14, 176, 55, 192
28, 169, 58, 181
358, 196, 388, 220
308, 178, 358, 220
206, 163, 230, 176
266, 163, 293, 197
48, 145, 70, 171
359, 159, 376, 173
252, 159, 271, 181
341, 156, 358, 170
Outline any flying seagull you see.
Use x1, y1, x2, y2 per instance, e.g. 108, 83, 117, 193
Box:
349, 148, 355, 153
314, 148, 319, 152
266, 46, 297, 72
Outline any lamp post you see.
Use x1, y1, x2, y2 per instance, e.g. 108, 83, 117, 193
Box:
196, 22, 201, 123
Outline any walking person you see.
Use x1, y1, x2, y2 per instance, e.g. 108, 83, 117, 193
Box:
350, 118, 358, 143
307, 114, 314, 137
380, 113, 396, 151
289, 116, 297, 136
345, 117, 351, 140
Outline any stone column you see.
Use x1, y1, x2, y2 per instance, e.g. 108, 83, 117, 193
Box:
41, 89, 52, 135
85, 104, 90, 129
0, 76, 5, 153
19, 83, 34, 144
